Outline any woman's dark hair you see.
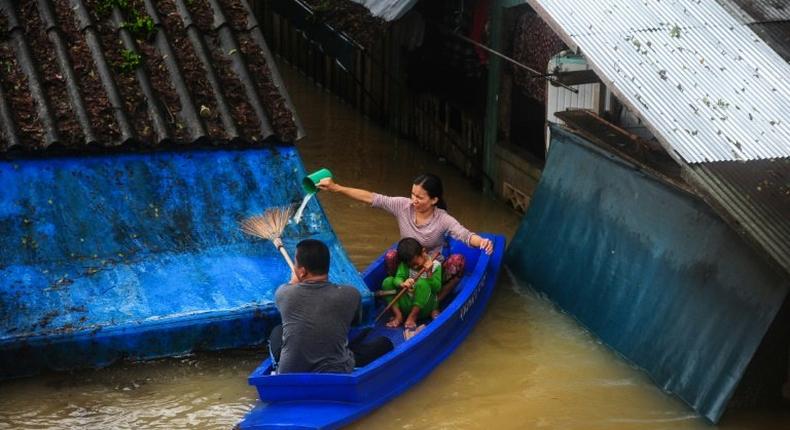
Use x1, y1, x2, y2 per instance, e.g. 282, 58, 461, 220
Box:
295, 239, 330, 275
396, 237, 423, 264
413, 173, 447, 210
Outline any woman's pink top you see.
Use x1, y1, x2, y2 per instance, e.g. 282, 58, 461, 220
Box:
371, 193, 473, 256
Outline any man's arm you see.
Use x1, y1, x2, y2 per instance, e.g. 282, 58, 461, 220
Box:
350, 289, 363, 326
351, 298, 362, 325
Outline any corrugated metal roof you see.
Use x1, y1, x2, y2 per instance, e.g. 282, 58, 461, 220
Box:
717, 0, 790, 62
716, 0, 790, 24
527, 0, 790, 277
684, 160, 790, 276
749, 21, 790, 62
0, 0, 303, 153
291, 0, 389, 49
706, 1, 790, 278
350, 0, 418, 22
526, 0, 790, 164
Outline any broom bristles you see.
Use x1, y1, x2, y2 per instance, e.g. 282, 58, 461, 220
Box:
240, 206, 294, 241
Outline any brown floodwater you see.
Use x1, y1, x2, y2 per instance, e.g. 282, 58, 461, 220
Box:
1, 62, 788, 429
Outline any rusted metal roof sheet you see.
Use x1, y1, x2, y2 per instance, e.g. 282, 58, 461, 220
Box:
684, 160, 790, 277
749, 21, 790, 62
717, 0, 790, 24
526, 0, 790, 164
0, 0, 303, 153
717, 0, 790, 62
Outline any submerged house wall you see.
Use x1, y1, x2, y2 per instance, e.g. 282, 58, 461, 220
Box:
486, 4, 567, 212
505, 125, 789, 422
256, 0, 488, 181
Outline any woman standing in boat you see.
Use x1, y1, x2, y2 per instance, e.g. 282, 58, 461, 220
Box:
318, 173, 493, 302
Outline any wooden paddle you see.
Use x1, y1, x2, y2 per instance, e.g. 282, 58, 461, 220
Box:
374, 251, 441, 323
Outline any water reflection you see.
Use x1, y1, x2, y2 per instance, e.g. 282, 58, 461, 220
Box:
353, 270, 790, 429
0, 352, 264, 429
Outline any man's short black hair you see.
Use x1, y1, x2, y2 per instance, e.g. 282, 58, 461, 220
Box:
295, 239, 330, 275
396, 237, 423, 264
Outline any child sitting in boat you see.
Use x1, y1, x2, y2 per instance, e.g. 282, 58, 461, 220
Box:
381, 238, 442, 330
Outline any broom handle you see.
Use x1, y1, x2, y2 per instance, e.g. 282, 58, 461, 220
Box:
374, 251, 441, 323
273, 238, 296, 273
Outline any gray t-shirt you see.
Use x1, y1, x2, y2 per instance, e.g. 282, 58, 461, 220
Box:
274, 281, 361, 373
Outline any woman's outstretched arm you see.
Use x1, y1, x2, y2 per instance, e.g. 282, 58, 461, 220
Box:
317, 178, 374, 205
446, 216, 494, 255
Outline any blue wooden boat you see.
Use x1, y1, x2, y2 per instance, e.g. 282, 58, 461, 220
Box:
238, 233, 506, 430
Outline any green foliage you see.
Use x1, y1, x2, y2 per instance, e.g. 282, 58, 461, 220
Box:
123, 12, 155, 39
95, 0, 156, 40
0, 18, 8, 41
311, 0, 333, 13
118, 49, 142, 73
96, 0, 129, 16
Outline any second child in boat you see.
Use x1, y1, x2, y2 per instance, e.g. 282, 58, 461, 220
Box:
381, 238, 442, 330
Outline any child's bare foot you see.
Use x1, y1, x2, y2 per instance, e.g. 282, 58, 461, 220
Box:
404, 318, 417, 330
403, 324, 426, 341
430, 309, 440, 319
386, 316, 402, 328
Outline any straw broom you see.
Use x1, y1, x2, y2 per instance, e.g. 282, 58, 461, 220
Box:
240, 206, 296, 273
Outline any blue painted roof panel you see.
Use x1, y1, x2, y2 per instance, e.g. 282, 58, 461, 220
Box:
0, 146, 371, 378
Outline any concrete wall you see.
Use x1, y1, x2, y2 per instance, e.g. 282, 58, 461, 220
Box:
492, 143, 541, 213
